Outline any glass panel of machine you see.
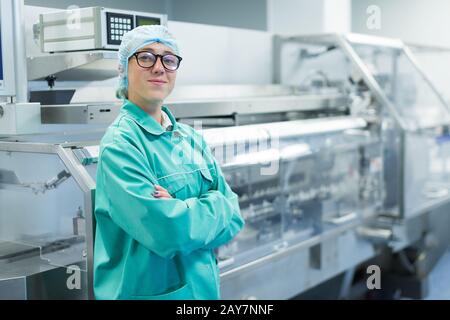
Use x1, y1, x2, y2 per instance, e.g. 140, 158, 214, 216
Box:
350, 44, 450, 130
0, 150, 88, 299
214, 126, 383, 271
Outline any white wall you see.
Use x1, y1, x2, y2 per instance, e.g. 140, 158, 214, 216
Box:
168, 21, 273, 85
323, 0, 351, 33
352, 0, 450, 47
267, 0, 324, 35
170, 0, 267, 31
267, 0, 351, 35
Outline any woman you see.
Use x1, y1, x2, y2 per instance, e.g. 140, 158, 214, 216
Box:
94, 25, 244, 300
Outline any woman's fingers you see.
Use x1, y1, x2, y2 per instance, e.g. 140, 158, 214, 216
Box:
154, 185, 170, 194
154, 191, 171, 198
153, 185, 172, 198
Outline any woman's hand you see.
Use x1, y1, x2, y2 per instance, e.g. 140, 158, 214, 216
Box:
152, 185, 173, 199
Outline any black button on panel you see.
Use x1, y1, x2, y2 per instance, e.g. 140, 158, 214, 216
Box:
106, 12, 134, 45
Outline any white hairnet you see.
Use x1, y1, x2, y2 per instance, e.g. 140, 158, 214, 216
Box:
116, 25, 180, 99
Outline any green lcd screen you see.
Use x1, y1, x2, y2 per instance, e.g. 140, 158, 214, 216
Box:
136, 16, 161, 27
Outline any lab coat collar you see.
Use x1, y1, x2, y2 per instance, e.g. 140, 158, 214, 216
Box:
121, 100, 185, 137
161, 109, 173, 131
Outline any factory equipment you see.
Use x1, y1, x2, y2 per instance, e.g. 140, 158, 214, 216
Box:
273, 33, 450, 219
0, 108, 383, 300
204, 116, 383, 299
0, 0, 45, 136
273, 33, 450, 298
0, 0, 16, 96
0, 136, 102, 299
38, 7, 167, 53
1, 1, 450, 300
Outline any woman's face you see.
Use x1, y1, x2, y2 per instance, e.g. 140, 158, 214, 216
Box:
127, 42, 178, 106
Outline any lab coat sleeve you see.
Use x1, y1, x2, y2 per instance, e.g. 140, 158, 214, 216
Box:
99, 142, 241, 259
203, 145, 245, 250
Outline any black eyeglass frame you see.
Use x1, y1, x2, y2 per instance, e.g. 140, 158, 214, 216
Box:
131, 51, 183, 71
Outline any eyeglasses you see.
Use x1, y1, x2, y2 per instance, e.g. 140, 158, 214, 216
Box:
131, 51, 182, 71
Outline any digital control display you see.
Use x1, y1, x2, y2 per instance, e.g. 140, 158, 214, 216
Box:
136, 16, 161, 27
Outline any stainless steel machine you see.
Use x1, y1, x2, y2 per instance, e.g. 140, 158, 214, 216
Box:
1, 2, 450, 300
272, 33, 450, 298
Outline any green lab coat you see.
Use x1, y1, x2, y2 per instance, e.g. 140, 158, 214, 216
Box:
94, 100, 244, 300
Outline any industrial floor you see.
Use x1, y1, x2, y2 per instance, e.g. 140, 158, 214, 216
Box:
425, 248, 450, 300
289, 247, 450, 300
